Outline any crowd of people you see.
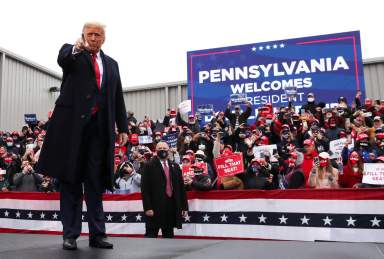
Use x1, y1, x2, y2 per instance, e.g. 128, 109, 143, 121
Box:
1, 91, 384, 193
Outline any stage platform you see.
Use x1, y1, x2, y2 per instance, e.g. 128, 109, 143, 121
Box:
0, 233, 383, 259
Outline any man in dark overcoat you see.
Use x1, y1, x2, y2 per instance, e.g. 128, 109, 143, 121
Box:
141, 141, 188, 238
37, 22, 128, 250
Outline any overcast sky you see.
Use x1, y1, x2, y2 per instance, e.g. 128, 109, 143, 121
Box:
1, 0, 383, 88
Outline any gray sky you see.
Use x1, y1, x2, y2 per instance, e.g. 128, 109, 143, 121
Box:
1, 0, 383, 88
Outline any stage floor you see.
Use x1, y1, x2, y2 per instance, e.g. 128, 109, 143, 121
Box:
0, 233, 383, 259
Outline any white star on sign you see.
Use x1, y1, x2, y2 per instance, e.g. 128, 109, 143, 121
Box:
220, 214, 228, 222
258, 214, 267, 223
4, 210, 9, 217
265, 45, 271, 50
203, 214, 210, 222
82, 214, 85, 221
346, 216, 356, 227
273, 44, 278, 49
370, 217, 381, 227
106, 214, 113, 221
251, 46, 257, 52
121, 214, 127, 221
280, 43, 285, 48
278, 215, 288, 224
184, 214, 191, 222
27, 212, 33, 219
322, 216, 333, 226
300, 215, 310, 225
40, 212, 45, 219
259, 46, 264, 51
52, 213, 58, 219
16, 211, 21, 218
239, 214, 247, 223
136, 214, 142, 221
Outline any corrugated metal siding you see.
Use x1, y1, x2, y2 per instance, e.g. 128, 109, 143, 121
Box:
0, 54, 61, 131
364, 62, 384, 99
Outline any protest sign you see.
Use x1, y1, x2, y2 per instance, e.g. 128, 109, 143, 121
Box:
230, 93, 248, 104
214, 153, 244, 177
329, 138, 355, 158
188, 31, 365, 123
363, 163, 384, 185
253, 144, 278, 158
178, 100, 192, 114
24, 114, 37, 125
138, 135, 153, 144
162, 132, 178, 148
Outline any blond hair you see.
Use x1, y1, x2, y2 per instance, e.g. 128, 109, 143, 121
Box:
82, 21, 106, 35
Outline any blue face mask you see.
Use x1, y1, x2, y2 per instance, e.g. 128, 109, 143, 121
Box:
251, 166, 259, 173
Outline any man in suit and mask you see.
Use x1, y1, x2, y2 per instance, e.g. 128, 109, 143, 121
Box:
37, 22, 128, 250
141, 141, 188, 238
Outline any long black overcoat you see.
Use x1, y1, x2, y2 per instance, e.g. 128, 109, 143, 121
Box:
37, 44, 128, 190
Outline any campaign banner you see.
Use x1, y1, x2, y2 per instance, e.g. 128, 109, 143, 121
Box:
253, 144, 278, 158
162, 132, 178, 148
329, 138, 355, 158
182, 165, 195, 178
187, 31, 365, 122
138, 135, 153, 144
363, 163, 384, 185
230, 93, 248, 104
24, 114, 37, 125
214, 153, 244, 177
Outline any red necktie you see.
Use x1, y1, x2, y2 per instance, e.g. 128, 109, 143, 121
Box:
163, 161, 172, 197
91, 54, 101, 89
91, 54, 101, 114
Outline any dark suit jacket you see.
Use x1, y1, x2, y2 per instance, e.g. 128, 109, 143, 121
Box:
224, 106, 252, 128
37, 44, 128, 190
141, 156, 188, 229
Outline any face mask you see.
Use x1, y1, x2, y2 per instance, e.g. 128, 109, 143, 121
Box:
319, 160, 328, 167
307, 97, 314, 103
266, 119, 272, 125
157, 150, 168, 159
4, 157, 12, 164
198, 144, 206, 151
350, 158, 358, 165
26, 144, 34, 150
281, 133, 289, 140
330, 123, 336, 128
360, 142, 368, 147
6, 142, 13, 147
15, 144, 20, 148
155, 137, 161, 142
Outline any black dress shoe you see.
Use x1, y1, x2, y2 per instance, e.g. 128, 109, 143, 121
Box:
63, 238, 77, 250
89, 236, 113, 249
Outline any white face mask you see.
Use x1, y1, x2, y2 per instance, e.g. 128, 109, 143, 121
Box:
26, 144, 34, 150
6, 142, 13, 147
307, 97, 315, 102
198, 144, 206, 151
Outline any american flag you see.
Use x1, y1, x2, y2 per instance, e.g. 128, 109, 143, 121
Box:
0, 189, 383, 242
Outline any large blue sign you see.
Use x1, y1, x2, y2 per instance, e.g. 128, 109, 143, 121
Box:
187, 31, 365, 121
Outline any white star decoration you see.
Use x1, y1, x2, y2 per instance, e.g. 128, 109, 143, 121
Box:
81, 214, 85, 221
370, 217, 381, 227
346, 216, 356, 227
40, 212, 45, 219
256, 43, 285, 51
203, 214, 210, 222
278, 215, 288, 224
52, 213, 58, 219
280, 43, 285, 48
239, 214, 247, 223
16, 211, 21, 218
4, 210, 9, 217
322, 216, 333, 226
27, 212, 33, 219
259, 46, 264, 51
136, 214, 142, 221
106, 214, 113, 221
265, 45, 271, 50
251, 46, 257, 52
121, 214, 127, 221
220, 214, 228, 222
300, 215, 310, 225
258, 214, 267, 223
273, 44, 278, 49
184, 214, 191, 222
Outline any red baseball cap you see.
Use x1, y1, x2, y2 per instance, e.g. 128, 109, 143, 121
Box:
303, 139, 314, 146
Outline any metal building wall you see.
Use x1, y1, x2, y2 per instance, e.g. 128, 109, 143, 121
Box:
123, 58, 384, 121
363, 58, 384, 99
0, 48, 61, 131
